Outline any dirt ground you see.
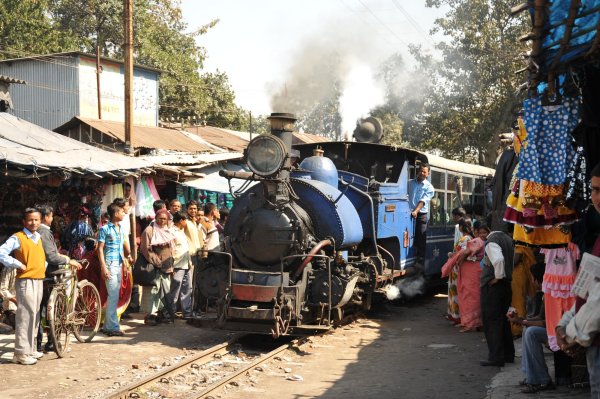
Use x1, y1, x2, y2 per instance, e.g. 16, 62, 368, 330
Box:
0, 291, 591, 399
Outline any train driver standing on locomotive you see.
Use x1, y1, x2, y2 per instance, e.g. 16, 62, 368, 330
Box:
408, 163, 435, 264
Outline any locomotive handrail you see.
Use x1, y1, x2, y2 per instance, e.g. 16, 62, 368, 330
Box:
281, 253, 332, 325
333, 176, 353, 204
344, 182, 381, 259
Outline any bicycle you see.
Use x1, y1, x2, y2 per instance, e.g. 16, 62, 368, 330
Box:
47, 259, 101, 357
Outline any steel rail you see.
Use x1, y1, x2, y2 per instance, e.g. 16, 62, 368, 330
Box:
191, 337, 304, 399
105, 334, 244, 399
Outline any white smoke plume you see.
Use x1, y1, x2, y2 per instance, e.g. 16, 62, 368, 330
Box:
383, 284, 400, 300
394, 275, 426, 300
268, 19, 389, 135
339, 61, 385, 140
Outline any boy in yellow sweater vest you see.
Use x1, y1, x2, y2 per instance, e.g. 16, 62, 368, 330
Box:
0, 208, 46, 365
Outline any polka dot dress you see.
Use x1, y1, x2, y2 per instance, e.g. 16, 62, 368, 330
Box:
516, 96, 580, 185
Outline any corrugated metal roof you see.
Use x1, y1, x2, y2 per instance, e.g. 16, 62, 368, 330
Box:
0, 75, 26, 84
0, 113, 153, 173
293, 131, 330, 144
0, 52, 162, 74
185, 125, 329, 148
139, 152, 243, 165
185, 126, 250, 152
58, 117, 212, 152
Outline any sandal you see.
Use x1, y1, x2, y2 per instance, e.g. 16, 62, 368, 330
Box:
521, 384, 540, 394
521, 381, 555, 394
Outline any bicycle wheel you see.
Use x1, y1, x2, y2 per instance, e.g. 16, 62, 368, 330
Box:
48, 288, 70, 358
73, 282, 101, 343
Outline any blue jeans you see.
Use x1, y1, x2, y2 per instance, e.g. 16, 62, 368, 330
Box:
587, 346, 600, 399
521, 326, 552, 385
104, 261, 122, 332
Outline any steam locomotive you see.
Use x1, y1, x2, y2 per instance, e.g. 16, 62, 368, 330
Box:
199, 113, 494, 337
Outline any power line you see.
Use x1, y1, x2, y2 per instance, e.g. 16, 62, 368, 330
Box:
356, 0, 409, 47
338, 0, 400, 49
390, 0, 435, 46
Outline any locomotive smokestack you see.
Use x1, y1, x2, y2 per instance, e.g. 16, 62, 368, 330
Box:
268, 113, 296, 177
267, 112, 296, 152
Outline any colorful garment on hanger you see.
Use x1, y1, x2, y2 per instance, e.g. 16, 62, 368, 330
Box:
565, 145, 590, 212
145, 177, 161, 202
135, 178, 159, 219
516, 96, 580, 186
512, 224, 571, 247
504, 178, 578, 229
541, 246, 578, 351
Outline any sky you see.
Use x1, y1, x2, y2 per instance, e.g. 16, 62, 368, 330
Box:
180, 0, 447, 132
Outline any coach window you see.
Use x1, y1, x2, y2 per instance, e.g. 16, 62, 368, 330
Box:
447, 173, 461, 210
429, 169, 446, 226
462, 176, 474, 193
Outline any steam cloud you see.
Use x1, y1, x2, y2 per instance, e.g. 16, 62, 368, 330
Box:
383, 274, 426, 301
267, 20, 390, 137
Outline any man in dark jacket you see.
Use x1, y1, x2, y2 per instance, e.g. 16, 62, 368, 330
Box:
36, 205, 81, 352
480, 230, 515, 367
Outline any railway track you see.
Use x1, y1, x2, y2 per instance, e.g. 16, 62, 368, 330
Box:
105, 333, 304, 399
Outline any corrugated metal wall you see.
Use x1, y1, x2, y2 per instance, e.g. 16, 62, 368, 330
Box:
0, 55, 79, 130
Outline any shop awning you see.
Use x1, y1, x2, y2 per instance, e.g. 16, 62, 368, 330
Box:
139, 152, 242, 166
55, 116, 213, 152
182, 163, 257, 193
0, 112, 154, 175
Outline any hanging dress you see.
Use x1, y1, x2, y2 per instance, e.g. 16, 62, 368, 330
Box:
542, 246, 579, 351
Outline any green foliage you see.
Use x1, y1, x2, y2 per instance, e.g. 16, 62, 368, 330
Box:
296, 94, 342, 140
198, 71, 247, 129
398, 0, 527, 165
239, 113, 270, 136
0, 0, 76, 58
48, 0, 123, 53
371, 109, 404, 146
0, 0, 244, 130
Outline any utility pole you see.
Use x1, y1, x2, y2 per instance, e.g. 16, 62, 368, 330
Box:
96, 44, 102, 119
249, 111, 253, 140
124, 0, 134, 154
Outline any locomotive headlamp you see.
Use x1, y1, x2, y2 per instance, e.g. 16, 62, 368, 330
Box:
246, 135, 287, 177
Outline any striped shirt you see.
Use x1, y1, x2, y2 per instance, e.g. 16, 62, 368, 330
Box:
98, 222, 125, 263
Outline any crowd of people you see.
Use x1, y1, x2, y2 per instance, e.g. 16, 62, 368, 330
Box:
438, 163, 600, 397
0, 196, 228, 365
1, 162, 599, 399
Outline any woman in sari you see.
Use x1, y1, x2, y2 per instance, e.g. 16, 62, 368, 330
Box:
455, 223, 489, 332
442, 217, 473, 325
139, 209, 176, 325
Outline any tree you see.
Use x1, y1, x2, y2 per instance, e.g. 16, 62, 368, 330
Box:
396, 0, 528, 165
0, 0, 76, 59
48, 0, 122, 55
197, 71, 247, 129
0, 0, 243, 130
47, 0, 240, 126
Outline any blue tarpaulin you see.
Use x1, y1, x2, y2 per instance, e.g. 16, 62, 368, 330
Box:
533, 0, 600, 69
